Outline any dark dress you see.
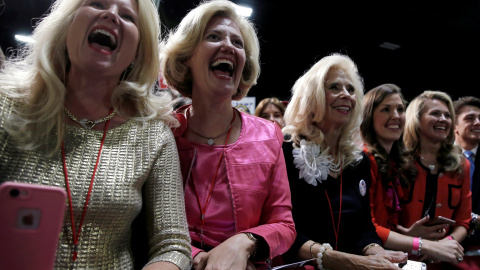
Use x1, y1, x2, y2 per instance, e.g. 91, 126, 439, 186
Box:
283, 141, 382, 261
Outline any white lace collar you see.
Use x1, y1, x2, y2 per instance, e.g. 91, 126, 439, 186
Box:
292, 139, 342, 186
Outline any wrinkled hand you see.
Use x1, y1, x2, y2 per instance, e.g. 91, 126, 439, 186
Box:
193, 234, 255, 270
345, 253, 405, 270
396, 216, 448, 240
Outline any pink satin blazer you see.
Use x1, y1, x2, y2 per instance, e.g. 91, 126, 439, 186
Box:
173, 106, 296, 262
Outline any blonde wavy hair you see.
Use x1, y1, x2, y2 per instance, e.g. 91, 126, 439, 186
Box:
160, 0, 260, 100
283, 53, 365, 167
404, 90, 463, 173
0, 0, 175, 155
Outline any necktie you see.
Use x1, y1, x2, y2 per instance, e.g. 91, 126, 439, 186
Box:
464, 150, 475, 189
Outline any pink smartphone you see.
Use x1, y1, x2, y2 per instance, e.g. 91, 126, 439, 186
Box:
0, 182, 66, 270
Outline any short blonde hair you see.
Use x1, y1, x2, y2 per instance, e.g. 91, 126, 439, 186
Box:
283, 53, 365, 167
160, 0, 260, 100
0, 0, 174, 155
404, 90, 463, 173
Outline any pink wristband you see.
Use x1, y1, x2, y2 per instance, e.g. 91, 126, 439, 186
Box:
412, 237, 422, 255
447, 235, 454, 240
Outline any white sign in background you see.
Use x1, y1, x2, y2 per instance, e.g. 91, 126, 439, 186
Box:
232, 96, 256, 114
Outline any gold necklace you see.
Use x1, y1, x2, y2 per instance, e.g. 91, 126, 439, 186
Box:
64, 107, 116, 129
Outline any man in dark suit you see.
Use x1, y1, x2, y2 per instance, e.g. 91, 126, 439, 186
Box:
454, 96, 480, 254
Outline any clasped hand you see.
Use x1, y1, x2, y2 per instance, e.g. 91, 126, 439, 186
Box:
193, 234, 256, 270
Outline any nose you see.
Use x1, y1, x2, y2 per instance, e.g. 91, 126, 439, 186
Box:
474, 117, 480, 125
392, 109, 400, 119
220, 38, 235, 54
439, 114, 447, 121
102, 6, 119, 25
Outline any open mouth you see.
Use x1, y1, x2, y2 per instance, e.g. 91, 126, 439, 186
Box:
386, 124, 400, 129
334, 106, 350, 112
88, 28, 117, 52
434, 126, 446, 130
210, 59, 234, 77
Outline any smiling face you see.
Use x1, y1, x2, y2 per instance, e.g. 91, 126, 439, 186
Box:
455, 105, 480, 148
261, 103, 285, 128
319, 68, 357, 131
373, 93, 405, 150
187, 16, 246, 99
419, 98, 452, 144
66, 0, 140, 78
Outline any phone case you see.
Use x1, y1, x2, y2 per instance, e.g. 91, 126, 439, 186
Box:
424, 216, 456, 226
0, 182, 66, 270
398, 260, 427, 270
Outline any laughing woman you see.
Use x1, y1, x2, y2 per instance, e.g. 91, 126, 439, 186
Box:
400, 91, 471, 264
160, 1, 295, 269
0, 0, 191, 269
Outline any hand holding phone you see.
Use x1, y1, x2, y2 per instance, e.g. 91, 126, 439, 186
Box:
396, 260, 426, 270
0, 182, 66, 270
424, 216, 456, 227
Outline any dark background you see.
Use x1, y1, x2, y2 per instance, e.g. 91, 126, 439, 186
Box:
1, 0, 479, 104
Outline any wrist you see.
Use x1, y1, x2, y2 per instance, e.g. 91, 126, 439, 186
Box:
412, 237, 423, 255
243, 232, 257, 259
362, 243, 381, 255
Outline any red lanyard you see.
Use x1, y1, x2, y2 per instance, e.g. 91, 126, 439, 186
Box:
61, 110, 112, 262
324, 168, 342, 251
190, 109, 236, 247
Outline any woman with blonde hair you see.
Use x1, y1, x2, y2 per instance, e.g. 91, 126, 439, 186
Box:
283, 54, 407, 269
361, 85, 463, 264
0, 0, 191, 268
255, 97, 286, 128
400, 90, 471, 265
161, 0, 295, 269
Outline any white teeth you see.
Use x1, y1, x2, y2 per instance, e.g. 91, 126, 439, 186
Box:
93, 29, 116, 45
435, 126, 446, 130
387, 125, 399, 129
335, 106, 350, 111
211, 59, 233, 70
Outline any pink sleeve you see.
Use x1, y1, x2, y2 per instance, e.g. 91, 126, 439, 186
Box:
191, 245, 204, 259
241, 124, 296, 259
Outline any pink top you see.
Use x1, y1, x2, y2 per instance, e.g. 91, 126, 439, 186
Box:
181, 140, 236, 247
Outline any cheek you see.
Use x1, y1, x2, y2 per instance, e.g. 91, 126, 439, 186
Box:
129, 27, 140, 50
237, 51, 247, 73
373, 116, 384, 133
399, 115, 406, 128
